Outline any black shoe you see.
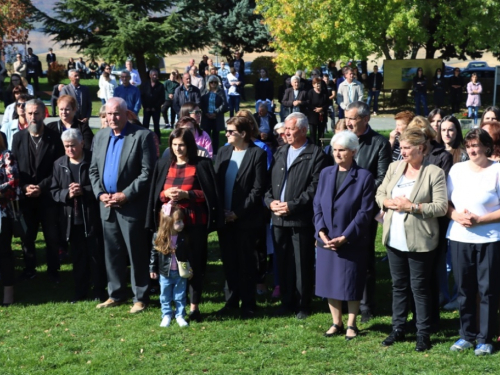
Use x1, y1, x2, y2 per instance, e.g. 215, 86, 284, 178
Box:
415, 335, 431, 352
382, 329, 405, 346
324, 323, 344, 337
188, 309, 202, 322
19, 269, 37, 281
215, 305, 236, 317
345, 326, 359, 341
241, 309, 255, 320
48, 271, 60, 284
296, 310, 309, 320
360, 310, 373, 323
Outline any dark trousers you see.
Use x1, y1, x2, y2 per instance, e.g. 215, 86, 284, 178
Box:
433, 89, 445, 109
273, 225, 315, 312
161, 100, 176, 125
218, 224, 258, 310
185, 225, 208, 305
0, 218, 15, 286
143, 110, 161, 142
21, 199, 60, 275
201, 118, 220, 154
387, 246, 435, 336
450, 90, 462, 113
26, 73, 39, 93
69, 224, 107, 300
101, 209, 150, 303
255, 224, 267, 284
309, 122, 326, 146
450, 240, 500, 344
360, 219, 378, 313
51, 97, 58, 117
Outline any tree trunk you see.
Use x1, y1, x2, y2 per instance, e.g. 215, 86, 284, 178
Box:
134, 53, 148, 85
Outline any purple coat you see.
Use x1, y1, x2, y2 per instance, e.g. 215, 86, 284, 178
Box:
466, 81, 482, 107
313, 162, 375, 300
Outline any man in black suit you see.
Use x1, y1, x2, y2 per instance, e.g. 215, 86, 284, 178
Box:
11, 99, 65, 281
253, 103, 277, 143
25, 48, 40, 93
60, 69, 92, 124
46, 48, 56, 68
229, 51, 246, 99
366, 65, 383, 116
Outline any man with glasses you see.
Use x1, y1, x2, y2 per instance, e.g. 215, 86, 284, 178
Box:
173, 73, 201, 115
344, 101, 391, 323
114, 71, 141, 115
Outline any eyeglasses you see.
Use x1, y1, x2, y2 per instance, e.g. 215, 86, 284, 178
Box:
189, 110, 202, 115
209, 81, 218, 85
226, 130, 238, 135
16, 102, 26, 108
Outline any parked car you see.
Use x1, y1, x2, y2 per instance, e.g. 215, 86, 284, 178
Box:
466, 61, 489, 69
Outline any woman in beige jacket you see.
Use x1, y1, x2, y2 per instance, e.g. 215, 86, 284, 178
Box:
376, 128, 447, 352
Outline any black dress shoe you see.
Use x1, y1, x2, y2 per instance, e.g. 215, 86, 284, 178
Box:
415, 335, 431, 352
241, 309, 255, 320
324, 323, 344, 337
360, 310, 373, 323
188, 309, 202, 322
382, 329, 405, 346
274, 306, 293, 317
345, 326, 359, 341
296, 310, 309, 320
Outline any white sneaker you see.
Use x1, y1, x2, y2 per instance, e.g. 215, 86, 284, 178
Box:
176, 316, 189, 327
443, 299, 459, 311
160, 315, 172, 327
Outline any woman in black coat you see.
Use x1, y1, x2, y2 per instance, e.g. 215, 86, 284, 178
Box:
146, 128, 223, 321
200, 75, 228, 154
307, 77, 329, 145
214, 116, 268, 318
254, 68, 274, 112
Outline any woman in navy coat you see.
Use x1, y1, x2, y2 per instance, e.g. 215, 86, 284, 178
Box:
313, 130, 375, 340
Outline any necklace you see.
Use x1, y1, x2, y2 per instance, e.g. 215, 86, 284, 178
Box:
30, 133, 42, 150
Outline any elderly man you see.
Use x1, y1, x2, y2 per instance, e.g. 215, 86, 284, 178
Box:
282, 76, 308, 115
89, 97, 157, 313
264, 112, 328, 319
173, 73, 201, 115
185, 58, 196, 74
11, 99, 65, 281
337, 68, 364, 116
125, 60, 141, 86
60, 69, 92, 124
189, 66, 204, 91
141, 69, 165, 139
344, 101, 392, 322
114, 71, 142, 115
253, 103, 277, 142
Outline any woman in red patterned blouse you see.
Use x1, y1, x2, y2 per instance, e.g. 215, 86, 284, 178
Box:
147, 127, 222, 322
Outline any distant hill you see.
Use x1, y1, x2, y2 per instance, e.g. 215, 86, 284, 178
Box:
32, 0, 57, 17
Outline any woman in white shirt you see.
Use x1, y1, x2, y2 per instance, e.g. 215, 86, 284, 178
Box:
226, 67, 241, 117
447, 128, 500, 356
98, 65, 116, 104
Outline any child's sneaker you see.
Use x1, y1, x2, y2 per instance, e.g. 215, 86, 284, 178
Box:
176, 316, 189, 327
160, 315, 172, 327
450, 338, 474, 351
475, 343, 493, 356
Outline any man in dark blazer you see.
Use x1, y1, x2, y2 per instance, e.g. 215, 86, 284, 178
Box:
89, 97, 157, 313
172, 73, 201, 115
46, 48, 56, 67
25, 48, 40, 93
11, 99, 65, 281
366, 65, 383, 115
60, 70, 92, 124
50, 83, 64, 117
282, 76, 308, 115
253, 104, 277, 142
264, 112, 329, 319
345, 101, 392, 322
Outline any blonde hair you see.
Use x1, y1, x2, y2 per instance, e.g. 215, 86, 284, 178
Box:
407, 115, 436, 140
154, 207, 185, 255
399, 127, 428, 153
335, 118, 347, 133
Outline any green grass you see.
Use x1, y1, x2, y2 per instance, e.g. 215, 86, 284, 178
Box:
2, 228, 499, 375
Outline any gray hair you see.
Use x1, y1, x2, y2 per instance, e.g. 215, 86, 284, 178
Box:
106, 97, 128, 111
121, 70, 131, 78
311, 69, 321, 76
291, 76, 300, 83
274, 122, 284, 131
258, 102, 268, 110
346, 101, 370, 118
295, 70, 303, 77
68, 69, 77, 78
285, 112, 308, 130
330, 130, 359, 153
25, 98, 46, 112
149, 69, 159, 75
61, 128, 83, 143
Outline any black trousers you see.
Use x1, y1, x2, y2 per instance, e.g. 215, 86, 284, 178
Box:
161, 100, 177, 125
450, 240, 500, 344
309, 122, 326, 146
255, 223, 267, 284
450, 90, 462, 113
360, 219, 378, 313
143, 110, 161, 142
273, 225, 315, 312
26, 73, 39, 93
0, 218, 15, 286
201, 118, 220, 154
386, 246, 436, 336
51, 97, 58, 117
218, 224, 258, 310
185, 225, 208, 305
21, 199, 60, 275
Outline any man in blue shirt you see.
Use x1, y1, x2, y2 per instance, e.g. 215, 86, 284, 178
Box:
114, 71, 142, 115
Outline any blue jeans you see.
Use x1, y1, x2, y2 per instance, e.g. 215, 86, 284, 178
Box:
228, 95, 240, 117
414, 93, 429, 116
366, 90, 380, 112
468, 106, 479, 125
159, 271, 187, 318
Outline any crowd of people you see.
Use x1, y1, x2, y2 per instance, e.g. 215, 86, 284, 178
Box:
1, 53, 500, 357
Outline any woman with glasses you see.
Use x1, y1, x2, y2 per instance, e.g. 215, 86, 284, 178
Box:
1, 93, 32, 149
200, 76, 228, 155
2, 85, 28, 126
466, 73, 482, 126
413, 67, 429, 116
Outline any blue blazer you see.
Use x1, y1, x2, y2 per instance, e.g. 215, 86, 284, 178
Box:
313, 162, 375, 247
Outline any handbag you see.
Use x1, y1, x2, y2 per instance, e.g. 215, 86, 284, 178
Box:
177, 261, 192, 279
11, 200, 27, 239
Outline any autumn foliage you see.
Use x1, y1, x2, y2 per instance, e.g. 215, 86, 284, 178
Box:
0, 0, 33, 49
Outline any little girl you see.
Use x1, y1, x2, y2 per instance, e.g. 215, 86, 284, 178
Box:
150, 202, 192, 327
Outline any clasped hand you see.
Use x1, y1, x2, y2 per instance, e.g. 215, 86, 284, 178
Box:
270, 200, 289, 216
68, 182, 82, 199
319, 232, 346, 251
164, 187, 188, 201
384, 195, 412, 212
100, 192, 127, 208
454, 209, 480, 228
25, 184, 41, 198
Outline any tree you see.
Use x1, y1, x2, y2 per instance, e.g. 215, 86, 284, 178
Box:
33, 0, 212, 82
0, 0, 33, 50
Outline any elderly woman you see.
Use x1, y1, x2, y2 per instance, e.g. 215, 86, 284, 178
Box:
214, 116, 268, 318
307, 77, 329, 145
447, 129, 500, 355
47, 95, 94, 151
2, 85, 28, 126
50, 129, 106, 302
314, 131, 375, 340
389, 111, 415, 161
1, 93, 32, 149
0, 135, 21, 305
376, 128, 448, 352
146, 128, 222, 322
282, 76, 308, 116
200, 76, 227, 154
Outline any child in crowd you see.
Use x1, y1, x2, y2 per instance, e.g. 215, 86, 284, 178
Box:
150, 202, 192, 327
